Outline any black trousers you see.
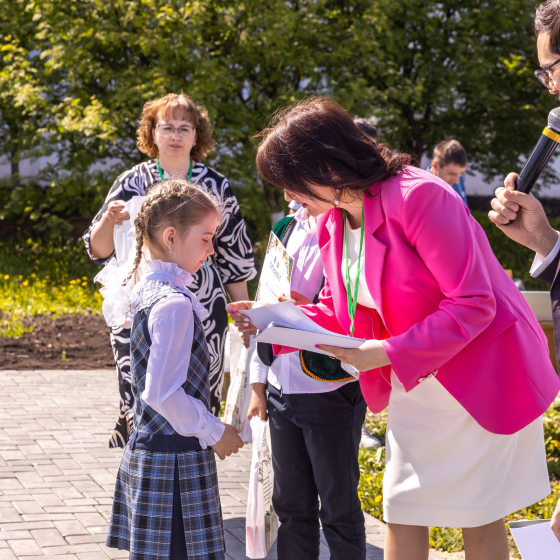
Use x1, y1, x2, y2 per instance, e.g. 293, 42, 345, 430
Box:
267, 381, 367, 560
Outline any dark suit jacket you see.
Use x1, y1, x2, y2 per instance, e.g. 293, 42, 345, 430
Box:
535, 249, 560, 371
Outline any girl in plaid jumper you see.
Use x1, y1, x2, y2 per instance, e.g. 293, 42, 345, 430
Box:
106, 180, 243, 560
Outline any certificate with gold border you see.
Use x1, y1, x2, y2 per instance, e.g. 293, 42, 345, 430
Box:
255, 232, 294, 304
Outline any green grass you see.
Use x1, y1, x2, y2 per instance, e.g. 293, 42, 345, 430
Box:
360, 401, 560, 556
0, 237, 102, 336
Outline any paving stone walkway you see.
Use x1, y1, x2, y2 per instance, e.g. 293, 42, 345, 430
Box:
0, 369, 442, 560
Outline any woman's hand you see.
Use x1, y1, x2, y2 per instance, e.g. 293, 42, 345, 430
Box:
105, 200, 130, 225
552, 499, 560, 541
316, 339, 391, 372
247, 383, 268, 421
211, 424, 244, 460
278, 291, 313, 306
226, 300, 272, 335
226, 301, 257, 334
90, 200, 130, 260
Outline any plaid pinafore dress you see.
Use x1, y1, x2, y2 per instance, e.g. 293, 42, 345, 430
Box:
107, 280, 225, 559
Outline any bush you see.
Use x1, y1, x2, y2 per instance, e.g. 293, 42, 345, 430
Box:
0, 237, 101, 336
472, 210, 560, 290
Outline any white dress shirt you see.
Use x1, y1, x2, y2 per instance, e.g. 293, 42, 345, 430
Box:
530, 231, 560, 278
132, 260, 225, 448
249, 208, 356, 393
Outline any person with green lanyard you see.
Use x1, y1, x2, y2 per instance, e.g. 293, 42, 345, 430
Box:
228, 98, 558, 560
245, 189, 380, 560
84, 93, 256, 449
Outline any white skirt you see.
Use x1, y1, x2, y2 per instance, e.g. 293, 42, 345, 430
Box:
383, 371, 550, 528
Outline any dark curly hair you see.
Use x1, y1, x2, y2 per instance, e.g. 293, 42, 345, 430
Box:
255, 97, 411, 202
136, 93, 215, 161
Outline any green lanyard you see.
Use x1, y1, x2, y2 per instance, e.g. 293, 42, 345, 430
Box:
157, 159, 193, 182
343, 206, 365, 336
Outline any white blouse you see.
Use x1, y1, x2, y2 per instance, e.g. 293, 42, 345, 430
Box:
132, 260, 225, 448
343, 219, 377, 309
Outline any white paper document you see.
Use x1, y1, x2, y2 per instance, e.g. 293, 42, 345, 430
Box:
242, 301, 365, 357
508, 519, 560, 559
255, 232, 294, 304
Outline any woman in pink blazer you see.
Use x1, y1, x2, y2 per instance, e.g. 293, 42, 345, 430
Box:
229, 98, 560, 560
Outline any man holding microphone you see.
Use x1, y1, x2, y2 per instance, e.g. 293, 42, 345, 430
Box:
489, 0, 560, 540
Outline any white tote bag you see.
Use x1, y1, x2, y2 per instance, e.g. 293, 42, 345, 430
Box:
246, 417, 279, 559
223, 327, 255, 443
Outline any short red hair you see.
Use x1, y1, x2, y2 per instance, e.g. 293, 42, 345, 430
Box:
136, 93, 215, 160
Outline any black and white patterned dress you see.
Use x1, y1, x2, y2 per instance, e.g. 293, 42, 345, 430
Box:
83, 160, 256, 448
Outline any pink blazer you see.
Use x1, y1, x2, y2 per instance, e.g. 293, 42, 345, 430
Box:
281, 167, 559, 435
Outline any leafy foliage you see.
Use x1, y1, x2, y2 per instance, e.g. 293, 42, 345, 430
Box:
473, 210, 560, 289
0, 238, 101, 336
0, 0, 556, 243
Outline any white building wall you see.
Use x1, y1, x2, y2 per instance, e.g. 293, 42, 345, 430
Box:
420, 155, 560, 197
4, 151, 560, 197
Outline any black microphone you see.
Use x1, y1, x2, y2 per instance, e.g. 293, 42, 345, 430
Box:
514, 107, 560, 193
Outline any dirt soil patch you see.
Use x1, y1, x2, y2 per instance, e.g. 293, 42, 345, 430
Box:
1, 314, 114, 370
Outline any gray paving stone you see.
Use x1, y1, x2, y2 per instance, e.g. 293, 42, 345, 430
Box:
7, 539, 43, 556
75, 553, 109, 560
12, 503, 43, 516
0, 511, 21, 524
0, 369, 447, 560
52, 522, 89, 537
29, 530, 65, 548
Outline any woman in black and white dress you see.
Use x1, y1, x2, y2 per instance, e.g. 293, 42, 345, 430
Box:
84, 93, 256, 448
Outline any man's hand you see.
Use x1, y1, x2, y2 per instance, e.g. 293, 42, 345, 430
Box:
105, 200, 130, 225
316, 339, 391, 372
489, 173, 558, 257
211, 424, 244, 460
247, 383, 268, 421
552, 499, 560, 541
278, 291, 313, 306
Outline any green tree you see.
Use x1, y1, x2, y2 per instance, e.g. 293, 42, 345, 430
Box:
0, 0, 556, 243
0, 0, 49, 181
330, 0, 555, 178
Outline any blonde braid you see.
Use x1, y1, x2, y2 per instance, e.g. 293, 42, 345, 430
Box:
122, 212, 146, 286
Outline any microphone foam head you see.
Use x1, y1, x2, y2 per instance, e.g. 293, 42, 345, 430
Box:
548, 107, 560, 131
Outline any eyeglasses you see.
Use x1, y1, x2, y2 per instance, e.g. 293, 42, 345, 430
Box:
535, 57, 560, 89
155, 124, 196, 137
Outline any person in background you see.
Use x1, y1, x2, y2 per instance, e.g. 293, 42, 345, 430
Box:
488, 0, 560, 540
246, 193, 371, 560
84, 93, 256, 448
354, 117, 384, 450
428, 139, 469, 207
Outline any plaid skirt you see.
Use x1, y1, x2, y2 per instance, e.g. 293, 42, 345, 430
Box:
107, 444, 225, 559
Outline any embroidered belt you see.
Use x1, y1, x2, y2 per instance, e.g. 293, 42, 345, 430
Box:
128, 429, 202, 452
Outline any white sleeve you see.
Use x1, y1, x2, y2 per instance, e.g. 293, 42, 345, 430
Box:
530, 231, 560, 277
142, 294, 225, 448
249, 349, 269, 385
